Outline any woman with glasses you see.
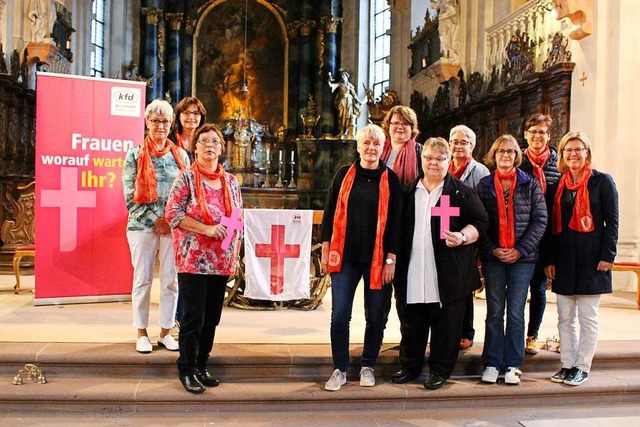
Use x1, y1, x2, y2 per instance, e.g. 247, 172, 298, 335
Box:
391, 137, 488, 390
165, 123, 243, 394
320, 124, 403, 391
169, 97, 207, 163
122, 100, 190, 354
476, 135, 547, 385
543, 131, 618, 386
447, 124, 490, 351
380, 105, 423, 186
519, 114, 562, 355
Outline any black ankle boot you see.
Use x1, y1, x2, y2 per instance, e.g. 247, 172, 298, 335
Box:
179, 373, 205, 394
195, 369, 220, 387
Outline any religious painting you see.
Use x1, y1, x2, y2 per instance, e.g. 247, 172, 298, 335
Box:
194, 0, 286, 132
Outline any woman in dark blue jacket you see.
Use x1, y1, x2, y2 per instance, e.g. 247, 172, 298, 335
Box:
542, 131, 619, 387
476, 135, 547, 385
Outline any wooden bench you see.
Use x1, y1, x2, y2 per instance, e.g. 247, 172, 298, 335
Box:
13, 246, 35, 295
613, 262, 640, 310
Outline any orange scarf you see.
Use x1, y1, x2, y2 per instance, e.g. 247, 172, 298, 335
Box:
174, 132, 191, 152
133, 135, 186, 204
525, 146, 550, 195
552, 166, 594, 234
328, 164, 390, 289
381, 137, 418, 185
448, 157, 471, 179
191, 162, 232, 225
494, 168, 517, 248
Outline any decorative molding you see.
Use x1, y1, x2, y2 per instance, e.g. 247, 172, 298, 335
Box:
165, 13, 183, 31
320, 16, 342, 34
553, 0, 593, 40
141, 8, 163, 26
184, 17, 197, 35
298, 19, 316, 37
543, 32, 571, 70
287, 22, 299, 39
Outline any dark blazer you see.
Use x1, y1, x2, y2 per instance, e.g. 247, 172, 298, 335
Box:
395, 173, 489, 304
476, 168, 548, 263
541, 170, 619, 295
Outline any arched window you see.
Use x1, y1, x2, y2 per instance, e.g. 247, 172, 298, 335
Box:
369, 0, 390, 99
90, 0, 105, 77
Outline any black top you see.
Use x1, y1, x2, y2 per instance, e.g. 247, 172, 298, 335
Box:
321, 161, 403, 263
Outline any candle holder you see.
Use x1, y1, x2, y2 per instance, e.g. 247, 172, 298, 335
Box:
288, 158, 297, 189
262, 158, 272, 188
275, 158, 284, 188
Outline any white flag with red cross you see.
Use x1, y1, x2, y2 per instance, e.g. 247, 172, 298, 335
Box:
244, 209, 313, 300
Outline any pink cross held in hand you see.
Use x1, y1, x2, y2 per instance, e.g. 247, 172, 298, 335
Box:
431, 195, 460, 239
40, 167, 97, 252
220, 207, 243, 251
255, 224, 301, 295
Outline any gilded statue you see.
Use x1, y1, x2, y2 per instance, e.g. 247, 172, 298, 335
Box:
327, 71, 362, 139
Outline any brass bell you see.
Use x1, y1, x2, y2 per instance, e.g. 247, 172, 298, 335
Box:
13, 373, 24, 385
26, 371, 34, 381
37, 374, 48, 384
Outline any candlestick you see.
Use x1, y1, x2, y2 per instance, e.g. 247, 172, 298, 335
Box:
279, 150, 283, 162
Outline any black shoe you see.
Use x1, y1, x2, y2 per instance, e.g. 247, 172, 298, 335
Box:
195, 369, 220, 388
550, 368, 572, 383
564, 367, 588, 386
423, 373, 446, 390
179, 373, 206, 394
391, 369, 420, 384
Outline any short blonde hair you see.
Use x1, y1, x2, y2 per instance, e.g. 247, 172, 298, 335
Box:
483, 134, 522, 168
144, 99, 173, 120
382, 105, 420, 139
355, 124, 386, 145
557, 130, 592, 172
422, 137, 451, 159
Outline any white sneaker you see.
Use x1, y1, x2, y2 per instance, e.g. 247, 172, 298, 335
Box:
136, 336, 152, 354
158, 334, 179, 351
324, 369, 347, 391
481, 366, 499, 383
359, 367, 375, 387
504, 367, 522, 385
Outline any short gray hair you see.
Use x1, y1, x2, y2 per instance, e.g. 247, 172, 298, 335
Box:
449, 124, 476, 148
144, 99, 173, 120
356, 124, 386, 145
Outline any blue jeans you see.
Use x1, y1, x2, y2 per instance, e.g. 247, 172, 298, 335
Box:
482, 261, 535, 370
330, 261, 392, 372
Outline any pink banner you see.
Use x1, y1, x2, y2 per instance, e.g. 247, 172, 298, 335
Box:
34, 74, 146, 303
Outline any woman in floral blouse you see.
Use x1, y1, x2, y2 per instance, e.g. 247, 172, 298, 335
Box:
165, 123, 243, 394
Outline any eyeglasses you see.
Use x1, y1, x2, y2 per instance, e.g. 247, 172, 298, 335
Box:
390, 121, 412, 127
496, 149, 517, 156
148, 119, 171, 127
181, 110, 201, 117
197, 138, 223, 147
450, 139, 471, 146
563, 147, 588, 154
423, 156, 449, 163
527, 129, 548, 136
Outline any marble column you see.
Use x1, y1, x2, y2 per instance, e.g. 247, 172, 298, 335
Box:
296, 19, 315, 138
165, 13, 182, 105
286, 22, 299, 137
141, 7, 164, 103
181, 17, 196, 99
319, 16, 341, 138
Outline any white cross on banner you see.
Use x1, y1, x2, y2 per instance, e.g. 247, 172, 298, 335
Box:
244, 209, 313, 301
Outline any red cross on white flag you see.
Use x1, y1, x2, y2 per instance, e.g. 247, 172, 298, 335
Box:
244, 209, 312, 301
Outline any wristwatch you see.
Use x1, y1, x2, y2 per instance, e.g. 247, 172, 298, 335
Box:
460, 232, 467, 243
385, 258, 395, 265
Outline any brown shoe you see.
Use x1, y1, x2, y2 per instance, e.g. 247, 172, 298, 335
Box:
459, 338, 473, 350
525, 336, 540, 354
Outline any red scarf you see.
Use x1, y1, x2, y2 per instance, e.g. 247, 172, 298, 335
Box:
448, 157, 472, 179
494, 168, 517, 248
525, 146, 550, 194
381, 137, 418, 185
191, 162, 232, 225
174, 132, 192, 153
328, 164, 390, 289
552, 166, 594, 234
133, 135, 186, 204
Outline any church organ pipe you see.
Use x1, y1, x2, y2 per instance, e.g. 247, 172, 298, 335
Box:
165, 13, 183, 105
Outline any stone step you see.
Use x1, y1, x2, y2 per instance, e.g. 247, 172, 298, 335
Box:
1, 341, 640, 380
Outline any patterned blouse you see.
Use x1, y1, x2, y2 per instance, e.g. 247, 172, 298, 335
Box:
122, 145, 190, 232
165, 169, 243, 276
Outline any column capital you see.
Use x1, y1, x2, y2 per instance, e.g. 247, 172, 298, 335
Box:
165, 13, 183, 31
287, 22, 299, 39
298, 19, 316, 37
320, 16, 342, 34
141, 8, 163, 26
184, 17, 197, 35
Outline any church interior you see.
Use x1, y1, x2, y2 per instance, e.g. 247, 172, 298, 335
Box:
1, 0, 640, 424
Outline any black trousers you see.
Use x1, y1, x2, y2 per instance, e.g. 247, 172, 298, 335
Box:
398, 296, 466, 378
461, 293, 475, 340
176, 273, 227, 376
